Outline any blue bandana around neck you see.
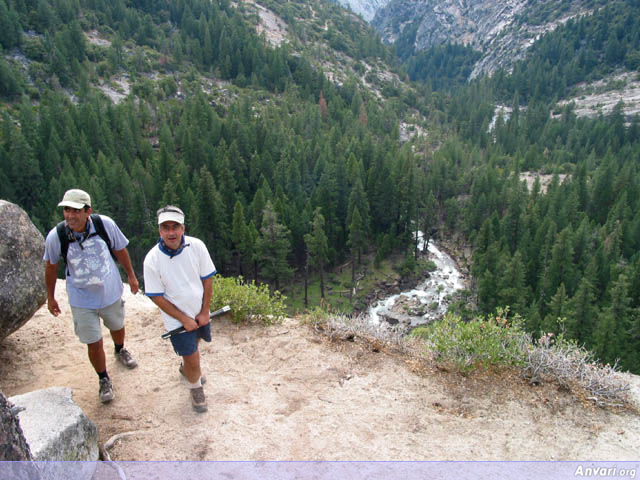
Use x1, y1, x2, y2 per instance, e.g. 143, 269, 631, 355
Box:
158, 235, 189, 258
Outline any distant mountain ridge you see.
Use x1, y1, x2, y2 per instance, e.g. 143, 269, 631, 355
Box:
337, 0, 601, 79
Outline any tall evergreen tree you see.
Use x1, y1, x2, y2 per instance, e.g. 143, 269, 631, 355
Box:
305, 208, 329, 299
347, 206, 366, 283
231, 200, 248, 276
257, 201, 292, 291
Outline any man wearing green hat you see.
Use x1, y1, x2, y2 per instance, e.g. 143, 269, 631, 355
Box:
43, 189, 139, 404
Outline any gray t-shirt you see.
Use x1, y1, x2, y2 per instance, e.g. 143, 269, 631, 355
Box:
44, 215, 128, 309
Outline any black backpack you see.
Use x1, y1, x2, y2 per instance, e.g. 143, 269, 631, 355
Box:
56, 214, 117, 266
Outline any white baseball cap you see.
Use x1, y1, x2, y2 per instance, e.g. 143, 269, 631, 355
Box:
58, 189, 91, 209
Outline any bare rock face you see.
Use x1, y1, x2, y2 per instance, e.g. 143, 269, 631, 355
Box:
9, 387, 99, 462
5, 387, 97, 480
0, 389, 33, 461
372, 0, 589, 79
0, 200, 46, 341
335, 0, 391, 22
0, 390, 43, 480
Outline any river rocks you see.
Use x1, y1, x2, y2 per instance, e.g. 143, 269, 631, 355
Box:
378, 294, 428, 330
0, 200, 46, 341
378, 294, 438, 332
391, 295, 429, 316
358, 274, 429, 315
369, 242, 468, 333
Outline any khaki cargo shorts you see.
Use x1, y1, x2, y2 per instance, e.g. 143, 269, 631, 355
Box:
70, 299, 125, 344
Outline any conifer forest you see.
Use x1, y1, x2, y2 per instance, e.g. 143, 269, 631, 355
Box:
1, 0, 640, 373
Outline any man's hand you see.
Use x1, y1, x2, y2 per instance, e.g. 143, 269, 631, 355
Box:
128, 274, 139, 295
195, 311, 210, 327
183, 317, 200, 332
47, 298, 61, 316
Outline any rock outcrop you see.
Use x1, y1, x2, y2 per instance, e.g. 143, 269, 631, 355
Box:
335, 0, 391, 22
9, 387, 99, 462
0, 390, 33, 461
371, 0, 590, 78
0, 390, 43, 480
0, 200, 47, 341
8, 387, 98, 480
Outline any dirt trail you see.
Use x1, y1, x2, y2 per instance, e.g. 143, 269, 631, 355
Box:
1, 282, 639, 461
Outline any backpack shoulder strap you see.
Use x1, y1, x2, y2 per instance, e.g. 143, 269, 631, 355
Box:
56, 221, 70, 264
90, 214, 118, 262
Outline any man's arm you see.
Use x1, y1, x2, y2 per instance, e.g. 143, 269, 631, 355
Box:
44, 261, 61, 316
113, 247, 139, 295
195, 277, 213, 327
149, 296, 199, 332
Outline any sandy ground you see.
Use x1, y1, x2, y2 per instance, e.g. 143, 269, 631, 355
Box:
1, 282, 639, 461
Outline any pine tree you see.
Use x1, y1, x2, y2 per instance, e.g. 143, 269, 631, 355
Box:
593, 273, 632, 367
257, 201, 292, 291
0, 1, 21, 50
231, 200, 248, 276
195, 167, 228, 270
542, 283, 570, 335
477, 269, 498, 314
347, 206, 366, 283
247, 220, 259, 284
543, 227, 577, 300
567, 276, 598, 343
8, 127, 43, 216
305, 208, 329, 299
318, 91, 328, 123
497, 250, 528, 314
419, 190, 437, 255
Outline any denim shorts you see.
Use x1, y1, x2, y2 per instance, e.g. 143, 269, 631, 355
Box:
170, 323, 212, 356
70, 299, 125, 344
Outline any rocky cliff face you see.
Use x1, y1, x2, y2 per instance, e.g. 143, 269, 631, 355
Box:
371, 0, 591, 78
338, 0, 639, 119
334, 0, 391, 22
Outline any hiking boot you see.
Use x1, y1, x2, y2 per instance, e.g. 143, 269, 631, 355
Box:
179, 363, 206, 385
116, 347, 138, 369
99, 377, 114, 403
190, 386, 207, 413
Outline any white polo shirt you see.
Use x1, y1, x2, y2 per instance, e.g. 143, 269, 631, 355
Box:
143, 235, 216, 331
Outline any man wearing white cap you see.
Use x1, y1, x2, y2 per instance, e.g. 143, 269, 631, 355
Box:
143, 205, 216, 412
43, 189, 140, 404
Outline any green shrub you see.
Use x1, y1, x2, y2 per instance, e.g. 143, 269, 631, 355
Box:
23, 37, 46, 61
210, 276, 286, 326
412, 308, 529, 371
422, 260, 437, 272
399, 253, 416, 277
299, 305, 332, 325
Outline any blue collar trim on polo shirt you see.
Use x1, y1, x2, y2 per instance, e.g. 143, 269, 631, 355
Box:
158, 236, 190, 258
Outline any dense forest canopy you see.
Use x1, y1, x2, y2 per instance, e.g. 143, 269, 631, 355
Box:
1, 0, 639, 373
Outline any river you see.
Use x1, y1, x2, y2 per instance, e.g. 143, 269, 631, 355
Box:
368, 239, 467, 331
